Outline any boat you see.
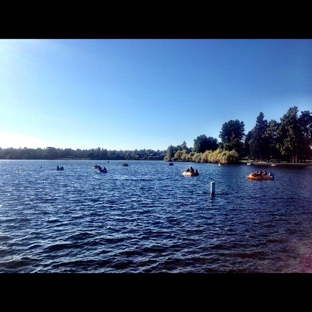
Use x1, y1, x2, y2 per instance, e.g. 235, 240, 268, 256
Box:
182, 171, 199, 176
246, 172, 274, 180
271, 163, 277, 167
122, 163, 129, 166
169, 162, 174, 166
93, 165, 107, 173
247, 162, 252, 165
56, 166, 64, 170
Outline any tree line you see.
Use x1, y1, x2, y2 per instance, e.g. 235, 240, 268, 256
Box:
0, 147, 166, 160
164, 106, 312, 164
1, 106, 311, 163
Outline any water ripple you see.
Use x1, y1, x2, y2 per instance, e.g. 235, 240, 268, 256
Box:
0, 160, 312, 273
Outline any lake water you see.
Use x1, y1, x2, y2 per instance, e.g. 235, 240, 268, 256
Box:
0, 159, 312, 273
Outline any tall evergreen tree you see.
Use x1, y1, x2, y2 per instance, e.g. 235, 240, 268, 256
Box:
276, 106, 301, 162
249, 112, 270, 161
297, 110, 312, 161
264, 119, 281, 160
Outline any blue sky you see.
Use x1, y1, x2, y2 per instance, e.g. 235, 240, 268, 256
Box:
0, 39, 311, 151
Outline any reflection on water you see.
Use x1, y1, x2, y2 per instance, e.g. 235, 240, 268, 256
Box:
0, 160, 311, 273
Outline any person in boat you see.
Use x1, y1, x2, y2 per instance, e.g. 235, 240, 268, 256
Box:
97, 166, 107, 173
195, 169, 198, 174
190, 166, 194, 173
186, 168, 190, 172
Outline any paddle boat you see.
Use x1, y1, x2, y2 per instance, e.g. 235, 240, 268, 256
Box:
98, 167, 107, 173
246, 170, 274, 180
93, 165, 107, 173
92, 165, 107, 173
182, 167, 199, 176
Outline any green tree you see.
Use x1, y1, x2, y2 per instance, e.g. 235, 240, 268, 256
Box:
193, 135, 218, 153
276, 106, 301, 162
219, 119, 245, 153
164, 142, 189, 161
264, 119, 281, 160
244, 130, 252, 158
44, 147, 58, 159
164, 145, 176, 161
297, 110, 312, 161
249, 112, 270, 161
179, 141, 189, 151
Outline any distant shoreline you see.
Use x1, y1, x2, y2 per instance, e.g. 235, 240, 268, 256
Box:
246, 161, 312, 167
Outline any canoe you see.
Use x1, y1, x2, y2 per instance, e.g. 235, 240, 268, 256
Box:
182, 171, 199, 176
246, 172, 274, 180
